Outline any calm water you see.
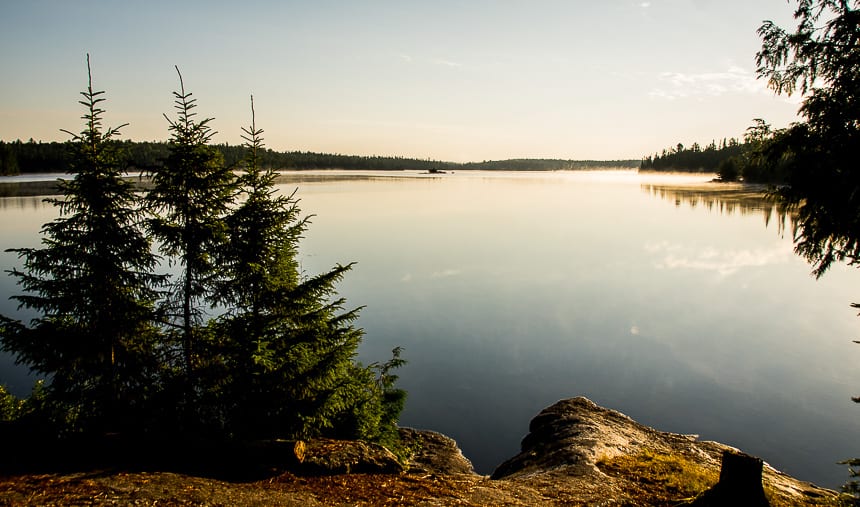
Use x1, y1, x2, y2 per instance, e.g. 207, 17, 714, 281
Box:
1, 170, 859, 488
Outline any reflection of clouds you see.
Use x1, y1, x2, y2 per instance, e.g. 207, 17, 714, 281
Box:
645, 241, 790, 276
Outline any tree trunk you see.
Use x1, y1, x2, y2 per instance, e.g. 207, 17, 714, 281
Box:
690, 450, 769, 506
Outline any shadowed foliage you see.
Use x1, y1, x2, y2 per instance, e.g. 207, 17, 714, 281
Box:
1, 55, 162, 435
1, 60, 406, 458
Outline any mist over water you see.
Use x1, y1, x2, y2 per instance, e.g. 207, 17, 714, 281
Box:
1, 170, 858, 488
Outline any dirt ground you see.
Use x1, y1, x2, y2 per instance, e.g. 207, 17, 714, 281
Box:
0, 469, 596, 507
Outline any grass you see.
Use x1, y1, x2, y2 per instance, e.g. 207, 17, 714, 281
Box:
597, 449, 717, 504
597, 449, 843, 507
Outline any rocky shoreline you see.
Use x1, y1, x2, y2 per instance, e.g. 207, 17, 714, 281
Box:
0, 397, 841, 505
488, 397, 837, 505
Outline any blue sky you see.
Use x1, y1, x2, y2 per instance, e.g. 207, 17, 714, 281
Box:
0, 1, 801, 162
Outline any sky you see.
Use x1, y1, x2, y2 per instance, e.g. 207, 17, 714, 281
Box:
0, 0, 804, 162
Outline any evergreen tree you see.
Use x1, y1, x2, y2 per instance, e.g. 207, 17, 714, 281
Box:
0, 142, 20, 176
640, 138, 744, 173
756, 0, 860, 277
755, 0, 860, 495
0, 56, 161, 434
715, 156, 740, 182
146, 68, 237, 411
211, 97, 405, 443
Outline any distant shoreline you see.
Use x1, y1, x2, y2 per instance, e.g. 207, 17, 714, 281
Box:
0, 167, 646, 197
0, 138, 640, 176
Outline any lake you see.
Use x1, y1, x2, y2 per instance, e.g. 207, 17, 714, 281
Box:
1, 170, 858, 488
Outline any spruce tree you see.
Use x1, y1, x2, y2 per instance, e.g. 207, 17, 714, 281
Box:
146, 68, 237, 409
0, 141, 19, 176
212, 98, 405, 442
1, 55, 161, 434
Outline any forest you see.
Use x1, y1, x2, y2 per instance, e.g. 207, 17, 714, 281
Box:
639, 138, 743, 174
0, 138, 638, 176
640, 119, 795, 185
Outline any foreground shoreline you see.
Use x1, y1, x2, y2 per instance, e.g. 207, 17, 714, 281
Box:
0, 397, 840, 506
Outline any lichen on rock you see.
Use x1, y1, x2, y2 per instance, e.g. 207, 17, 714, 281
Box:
491, 396, 838, 506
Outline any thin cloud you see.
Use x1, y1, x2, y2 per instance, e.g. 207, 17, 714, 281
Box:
433, 58, 463, 68
649, 66, 768, 100
399, 269, 461, 281
640, 2, 651, 7
322, 118, 465, 133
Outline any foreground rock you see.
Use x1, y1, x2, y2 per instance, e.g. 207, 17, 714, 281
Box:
0, 397, 841, 506
398, 427, 475, 475
493, 397, 838, 505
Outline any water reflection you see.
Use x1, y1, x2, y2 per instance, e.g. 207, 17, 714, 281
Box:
0, 181, 62, 198
0, 171, 858, 489
273, 170, 449, 185
0, 171, 449, 201
642, 181, 793, 230
0, 195, 54, 211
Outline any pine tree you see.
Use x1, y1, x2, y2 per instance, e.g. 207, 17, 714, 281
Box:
146, 68, 237, 411
1, 55, 161, 434
755, 0, 860, 277
0, 141, 19, 176
211, 97, 405, 442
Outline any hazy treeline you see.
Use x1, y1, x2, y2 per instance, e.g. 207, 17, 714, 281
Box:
639, 138, 743, 173
0, 138, 638, 176
0, 139, 453, 174
640, 119, 794, 184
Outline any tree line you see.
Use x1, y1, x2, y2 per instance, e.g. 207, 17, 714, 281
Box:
639, 138, 743, 174
0, 59, 406, 453
0, 139, 459, 175
639, 121, 795, 184
0, 138, 639, 176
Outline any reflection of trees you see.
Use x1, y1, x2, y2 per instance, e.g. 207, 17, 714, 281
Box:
0, 181, 62, 198
0, 195, 53, 211
271, 172, 430, 185
642, 183, 792, 228
0, 173, 426, 199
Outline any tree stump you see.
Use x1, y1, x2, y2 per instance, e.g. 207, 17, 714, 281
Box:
689, 450, 769, 506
